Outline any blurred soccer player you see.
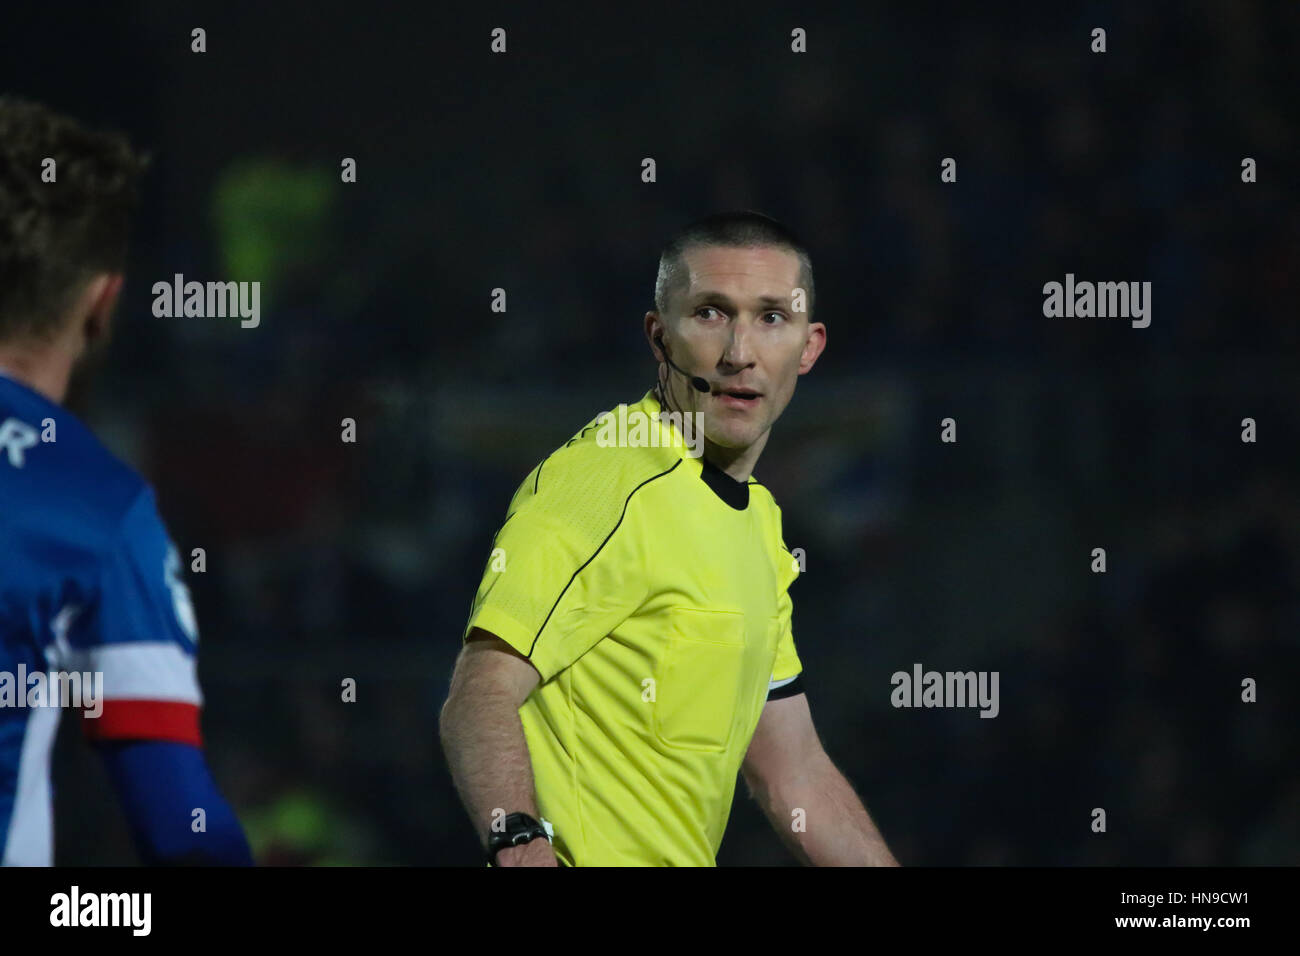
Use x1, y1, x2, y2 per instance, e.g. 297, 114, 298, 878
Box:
442, 210, 898, 866
0, 97, 251, 865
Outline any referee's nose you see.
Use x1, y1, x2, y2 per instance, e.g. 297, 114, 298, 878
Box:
718, 316, 758, 375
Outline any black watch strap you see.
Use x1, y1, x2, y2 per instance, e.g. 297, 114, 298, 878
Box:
486, 812, 549, 865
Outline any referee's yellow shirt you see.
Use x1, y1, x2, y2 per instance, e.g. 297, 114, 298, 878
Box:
464, 389, 803, 866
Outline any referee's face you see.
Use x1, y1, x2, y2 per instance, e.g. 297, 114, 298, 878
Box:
651, 244, 826, 457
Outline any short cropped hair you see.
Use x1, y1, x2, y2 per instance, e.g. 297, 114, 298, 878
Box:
0, 97, 148, 343
653, 210, 814, 318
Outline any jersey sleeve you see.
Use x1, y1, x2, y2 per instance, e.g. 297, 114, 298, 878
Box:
767, 534, 804, 698
464, 457, 648, 684
99, 741, 253, 865
65, 487, 204, 746
768, 588, 804, 689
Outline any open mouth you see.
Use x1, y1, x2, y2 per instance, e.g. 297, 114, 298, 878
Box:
715, 387, 762, 408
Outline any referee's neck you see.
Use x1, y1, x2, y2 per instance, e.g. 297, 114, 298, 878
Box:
701, 433, 767, 484
652, 380, 768, 481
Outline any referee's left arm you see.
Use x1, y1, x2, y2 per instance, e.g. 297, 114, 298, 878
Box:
741, 691, 899, 866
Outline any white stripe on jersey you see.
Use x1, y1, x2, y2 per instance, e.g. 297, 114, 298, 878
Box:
2, 705, 61, 866
65, 642, 202, 705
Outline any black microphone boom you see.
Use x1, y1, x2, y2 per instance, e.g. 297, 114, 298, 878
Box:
667, 355, 711, 394
656, 336, 711, 393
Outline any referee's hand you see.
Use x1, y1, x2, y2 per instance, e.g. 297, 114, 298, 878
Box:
494, 839, 560, 867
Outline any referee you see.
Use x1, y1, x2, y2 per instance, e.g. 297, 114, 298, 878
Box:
440, 211, 898, 867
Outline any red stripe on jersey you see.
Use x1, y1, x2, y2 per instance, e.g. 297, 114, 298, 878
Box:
82, 699, 203, 747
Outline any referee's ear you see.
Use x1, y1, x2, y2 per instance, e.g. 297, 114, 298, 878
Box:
797, 319, 827, 374
644, 310, 668, 362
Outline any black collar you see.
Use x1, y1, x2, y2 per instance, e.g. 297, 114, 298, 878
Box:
699, 457, 750, 510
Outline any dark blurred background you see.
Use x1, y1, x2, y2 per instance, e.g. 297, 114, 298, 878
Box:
5, 0, 1297, 864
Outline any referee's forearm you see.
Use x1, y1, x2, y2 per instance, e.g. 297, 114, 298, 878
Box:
439, 688, 541, 849
755, 752, 900, 866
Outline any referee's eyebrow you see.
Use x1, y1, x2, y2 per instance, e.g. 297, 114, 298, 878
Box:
690, 292, 791, 311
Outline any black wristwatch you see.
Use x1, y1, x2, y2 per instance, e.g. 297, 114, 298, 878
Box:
486, 812, 550, 865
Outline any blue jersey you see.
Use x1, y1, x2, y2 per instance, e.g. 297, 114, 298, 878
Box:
0, 371, 203, 865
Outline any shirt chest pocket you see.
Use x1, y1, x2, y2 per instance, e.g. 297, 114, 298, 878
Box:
652, 607, 747, 753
